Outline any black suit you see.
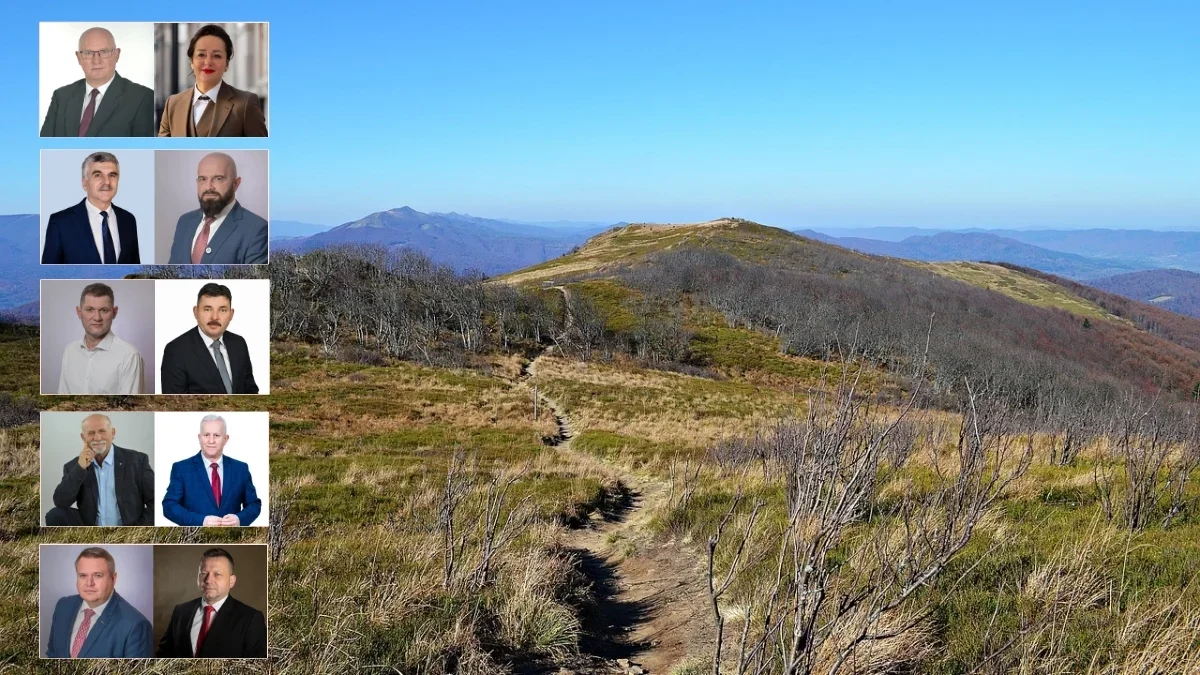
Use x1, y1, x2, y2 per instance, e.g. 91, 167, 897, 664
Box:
40, 72, 155, 137
46, 445, 154, 526
160, 328, 259, 395
156, 595, 267, 658
41, 199, 141, 264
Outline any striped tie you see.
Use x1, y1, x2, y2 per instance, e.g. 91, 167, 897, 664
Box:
70, 608, 95, 658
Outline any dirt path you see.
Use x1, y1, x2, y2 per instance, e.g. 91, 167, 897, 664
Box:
522, 350, 712, 674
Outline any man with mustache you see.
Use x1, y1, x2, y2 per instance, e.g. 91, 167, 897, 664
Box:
166, 152, 267, 264
156, 548, 266, 657
40, 27, 155, 137
45, 414, 154, 527
57, 283, 145, 394
42, 151, 142, 264
160, 283, 260, 394
44, 548, 154, 658
161, 415, 261, 526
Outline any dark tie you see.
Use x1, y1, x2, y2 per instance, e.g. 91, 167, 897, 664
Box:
211, 462, 222, 507
211, 340, 233, 394
195, 605, 215, 655
78, 88, 99, 137
100, 210, 116, 264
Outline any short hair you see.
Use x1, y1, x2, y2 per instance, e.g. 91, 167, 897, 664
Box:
200, 152, 238, 181
79, 283, 115, 307
197, 283, 232, 305
81, 152, 119, 180
188, 24, 234, 61
76, 547, 116, 576
199, 414, 228, 435
201, 547, 235, 572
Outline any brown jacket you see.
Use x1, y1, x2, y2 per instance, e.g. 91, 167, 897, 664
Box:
158, 82, 268, 137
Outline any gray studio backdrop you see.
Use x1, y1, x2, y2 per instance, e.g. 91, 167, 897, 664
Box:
153, 150, 269, 264
39, 544, 155, 658
40, 149, 156, 263
40, 279, 157, 395
152, 544, 268, 649
40, 411, 156, 526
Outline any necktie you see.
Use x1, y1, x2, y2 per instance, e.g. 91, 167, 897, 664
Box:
210, 462, 222, 506
195, 605, 214, 655
211, 341, 233, 394
100, 210, 116, 264
191, 216, 215, 264
78, 88, 99, 137
71, 608, 95, 658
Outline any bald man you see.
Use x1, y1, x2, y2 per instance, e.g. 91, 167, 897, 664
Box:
41, 27, 155, 137
46, 414, 155, 526
167, 153, 268, 265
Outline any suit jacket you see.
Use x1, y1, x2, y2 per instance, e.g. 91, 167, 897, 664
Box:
162, 452, 261, 526
46, 590, 153, 658
167, 202, 268, 265
52, 445, 154, 526
157, 595, 266, 658
40, 72, 154, 137
41, 199, 141, 265
160, 328, 260, 395
158, 82, 268, 137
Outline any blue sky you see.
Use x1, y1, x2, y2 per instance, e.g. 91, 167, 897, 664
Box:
9, 1, 1200, 229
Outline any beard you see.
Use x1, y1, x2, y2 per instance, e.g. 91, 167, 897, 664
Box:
199, 187, 234, 217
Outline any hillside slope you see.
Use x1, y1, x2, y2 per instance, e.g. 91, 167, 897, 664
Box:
1088, 268, 1200, 319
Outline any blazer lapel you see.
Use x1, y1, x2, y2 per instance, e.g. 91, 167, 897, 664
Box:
180, 598, 202, 656
115, 209, 138, 264
192, 454, 220, 511
176, 92, 193, 137
204, 205, 242, 262
86, 74, 125, 137
64, 83, 85, 136
200, 597, 238, 655
72, 200, 102, 263
78, 595, 117, 657
212, 85, 235, 136
188, 329, 226, 391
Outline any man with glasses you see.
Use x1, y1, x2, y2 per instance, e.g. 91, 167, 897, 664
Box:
41, 26, 154, 137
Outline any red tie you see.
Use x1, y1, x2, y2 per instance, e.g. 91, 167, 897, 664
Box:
195, 605, 214, 655
70, 608, 95, 658
211, 462, 222, 508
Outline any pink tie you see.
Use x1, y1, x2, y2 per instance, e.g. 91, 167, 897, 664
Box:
71, 608, 95, 658
191, 216, 216, 264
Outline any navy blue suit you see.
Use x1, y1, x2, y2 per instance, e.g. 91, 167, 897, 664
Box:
45, 590, 153, 658
42, 199, 141, 264
162, 453, 261, 526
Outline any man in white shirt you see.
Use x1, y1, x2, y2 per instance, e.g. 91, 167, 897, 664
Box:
156, 548, 267, 657
41, 151, 143, 264
57, 283, 144, 394
40, 27, 155, 137
44, 547, 153, 657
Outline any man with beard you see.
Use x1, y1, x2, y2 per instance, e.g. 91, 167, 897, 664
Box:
57, 283, 145, 394
160, 283, 260, 394
166, 153, 267, 264
42, 151, 141, 264
46, 413, 154, 526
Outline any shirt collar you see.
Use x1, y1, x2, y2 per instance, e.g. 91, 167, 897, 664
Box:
201, 452, 224, 471
193, 82, 222, 106
84, 198, 115, 219
81, 592, 113, 616
91, 448, 114, 468
88, 74, 116, 98
196, 325, 226, 347
204, 594, 230, 611
80, 331, 116, 352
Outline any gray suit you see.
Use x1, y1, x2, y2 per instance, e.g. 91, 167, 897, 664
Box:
167, 201, 268, 265
40, 72, 154, 137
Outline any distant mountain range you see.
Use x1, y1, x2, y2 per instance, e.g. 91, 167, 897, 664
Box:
272, 206, 615, 276
1087, 269, 1200, 319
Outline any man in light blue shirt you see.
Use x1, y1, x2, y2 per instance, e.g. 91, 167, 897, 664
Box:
91, 443, 121, 526
46, 414, 156, 527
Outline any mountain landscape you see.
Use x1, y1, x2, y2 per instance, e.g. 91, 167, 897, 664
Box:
1087, 269, 1200, 319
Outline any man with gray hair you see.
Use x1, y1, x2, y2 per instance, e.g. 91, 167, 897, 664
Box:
167, 152, 268, 265
46, 413, 154, 526
45, 547, 154, 657
162, 414, 262, 526
42, 151, 142, 264
41, 26, 154, 137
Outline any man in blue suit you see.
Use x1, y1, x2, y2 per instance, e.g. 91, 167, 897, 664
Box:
162, 414, 262, 526
42, 152, 141, 264
45, 547, 153, 658
167, 152, 267, 265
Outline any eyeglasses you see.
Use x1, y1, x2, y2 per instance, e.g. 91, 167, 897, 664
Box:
78, 49, 118, 60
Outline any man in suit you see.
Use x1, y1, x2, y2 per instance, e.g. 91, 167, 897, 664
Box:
162, 414, 261, 526
58, 283, 145, 395
42, 151, 141, 264
45, 547, 153, 658
40, 27, 154, 137
167, 153, 268, 265
46, 413, 154, 526
160, 282, 260, 394
157, 548, 266, 658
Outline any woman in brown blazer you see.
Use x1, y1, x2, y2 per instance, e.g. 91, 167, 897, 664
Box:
158, 25, 267, 137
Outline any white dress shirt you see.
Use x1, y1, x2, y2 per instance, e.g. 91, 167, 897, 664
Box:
190, 594, 228, 654
190, 198, 238, 255
81, 75, 115, 120
70, 593, 111, 654
58, 332, 144, 394
83, 197, 121, 262
192, 82, 222, 126
197, 326, 234, 383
